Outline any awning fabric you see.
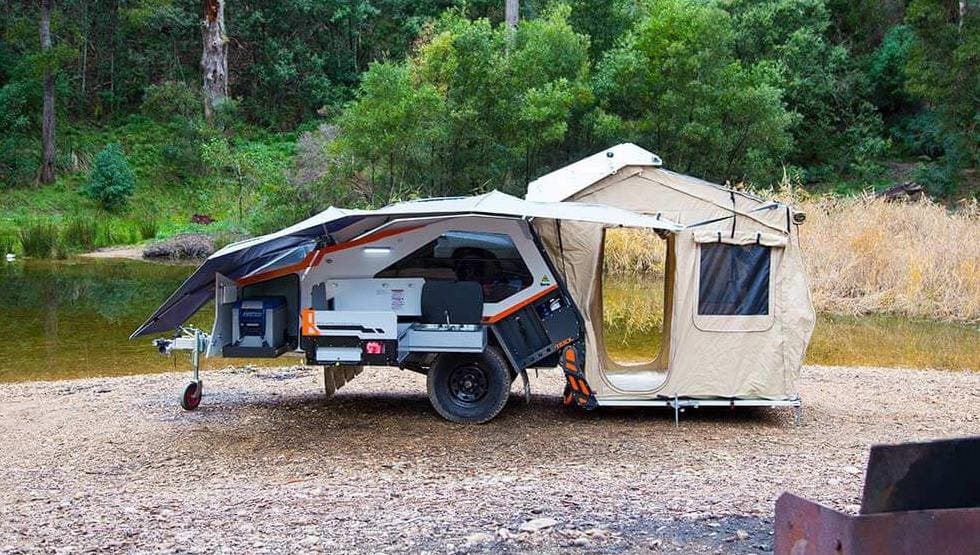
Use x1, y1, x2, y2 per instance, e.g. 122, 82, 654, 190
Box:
132, 191, 680, 338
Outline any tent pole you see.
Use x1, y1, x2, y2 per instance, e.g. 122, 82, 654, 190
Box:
674, 395, 679, 427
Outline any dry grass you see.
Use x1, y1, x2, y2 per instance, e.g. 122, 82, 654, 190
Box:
603, 227, 666, 276
602, 197, 980, 323
799, 196, 980, 323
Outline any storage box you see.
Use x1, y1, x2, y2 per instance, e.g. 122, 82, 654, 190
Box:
223, 296, 288, 357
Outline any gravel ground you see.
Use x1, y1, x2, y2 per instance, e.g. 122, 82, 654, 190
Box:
0, 365, 978, 554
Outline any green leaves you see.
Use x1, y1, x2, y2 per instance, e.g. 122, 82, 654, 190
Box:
82, 144, 137, 211
905, 0, 979, 169
595, 0, 793, 184
335, 7, 593, 199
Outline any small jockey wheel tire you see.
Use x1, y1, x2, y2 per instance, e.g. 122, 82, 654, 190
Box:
181, 381, 203, 411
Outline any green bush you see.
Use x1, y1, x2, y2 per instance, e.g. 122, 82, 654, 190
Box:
62, 214, 98, 251
123, 221, 142, 244
81, 143, 137, 211
0, 232, 17, 255
18, 220, 59, 258
137, 217, 159, 240
915, 161, 958, 197
141, 81, 201, 122
0, 82, 38, 188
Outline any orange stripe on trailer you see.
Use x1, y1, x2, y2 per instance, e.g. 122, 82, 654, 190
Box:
236, 225, 423, 287
482, 285, 559, 324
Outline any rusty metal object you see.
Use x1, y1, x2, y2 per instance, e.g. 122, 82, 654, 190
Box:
775, 493, 980, 554
861, 436, 980, 513
775, 437, 980, 555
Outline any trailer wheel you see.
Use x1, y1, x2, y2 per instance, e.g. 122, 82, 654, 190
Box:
427, 347, 511, 424
181, 381, 202, 411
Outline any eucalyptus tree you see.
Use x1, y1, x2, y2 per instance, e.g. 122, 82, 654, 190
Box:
39, 0, 56, 184
201, 0, 228, 122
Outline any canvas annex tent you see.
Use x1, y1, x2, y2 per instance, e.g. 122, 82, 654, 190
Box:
526, 144, 815, 408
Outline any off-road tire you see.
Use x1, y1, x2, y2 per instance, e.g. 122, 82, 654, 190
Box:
427, 346, 512, 424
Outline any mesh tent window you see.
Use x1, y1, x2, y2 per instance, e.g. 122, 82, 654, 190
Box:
697, 243, 770, 316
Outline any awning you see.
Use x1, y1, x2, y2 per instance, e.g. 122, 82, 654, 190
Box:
131, 191, 680, 338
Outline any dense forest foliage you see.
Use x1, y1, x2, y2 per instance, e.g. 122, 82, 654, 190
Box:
0, 0, 976, 239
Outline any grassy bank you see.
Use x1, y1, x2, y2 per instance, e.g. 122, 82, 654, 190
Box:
0, 118, 296, 258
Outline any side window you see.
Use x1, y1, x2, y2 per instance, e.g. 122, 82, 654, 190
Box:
698, 243, 770, 316
376, 231, 533, 303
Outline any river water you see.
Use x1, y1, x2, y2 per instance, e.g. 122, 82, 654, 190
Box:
0, 258, 976, 382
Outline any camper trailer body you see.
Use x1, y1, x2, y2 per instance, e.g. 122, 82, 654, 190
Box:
189, 214, 590, 422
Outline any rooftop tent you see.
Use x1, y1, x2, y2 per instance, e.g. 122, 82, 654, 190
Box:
527, 144, 815, 403
132, 191, 680, 338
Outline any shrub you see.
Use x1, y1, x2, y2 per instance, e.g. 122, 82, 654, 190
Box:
123, 221, 142, 244
0, 232, 17, 255
82, 143, 136, 211
141, 81, 201, 122
94, 217, 115, 248
137, 217, 159, 240
62, 214, 98, 251
915, 160, 958, 198
0, 81, 37, 187
18, 220, 59, 258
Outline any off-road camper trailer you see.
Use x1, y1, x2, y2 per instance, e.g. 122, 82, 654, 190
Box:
136, 147, 816, 424
135, 192, 681, 423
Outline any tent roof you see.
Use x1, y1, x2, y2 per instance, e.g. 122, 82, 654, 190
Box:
527, 143, 663, 202
132, 191, 680, 338
370, 190, 678, 229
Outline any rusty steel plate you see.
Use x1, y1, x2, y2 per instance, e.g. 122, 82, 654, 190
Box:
775, 493, 980, 554
861, 436, 980, 514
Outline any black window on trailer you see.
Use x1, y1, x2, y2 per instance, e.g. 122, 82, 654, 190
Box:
698, 243, 771, 316
375, 231, 533, 303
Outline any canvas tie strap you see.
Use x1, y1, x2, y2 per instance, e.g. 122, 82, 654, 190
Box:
729, 190, 737, 238
684, 214, 734, 229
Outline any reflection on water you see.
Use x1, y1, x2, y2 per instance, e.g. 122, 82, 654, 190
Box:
0, 258, 291, 382
602, 275, 980, 370
0, 260, 975, 383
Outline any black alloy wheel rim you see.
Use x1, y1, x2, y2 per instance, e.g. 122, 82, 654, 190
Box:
448, 364, 489, 406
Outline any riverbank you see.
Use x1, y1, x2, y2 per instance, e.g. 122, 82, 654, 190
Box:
78, 245, 147, 260
1, 365, 977, 553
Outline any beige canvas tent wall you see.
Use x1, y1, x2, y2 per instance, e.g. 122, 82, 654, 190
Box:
527, 144, 815, 405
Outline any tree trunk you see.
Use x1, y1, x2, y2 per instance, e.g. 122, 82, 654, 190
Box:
201, 0, 228, 122
39, 0, 56, 184
505, 0, 519, 29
